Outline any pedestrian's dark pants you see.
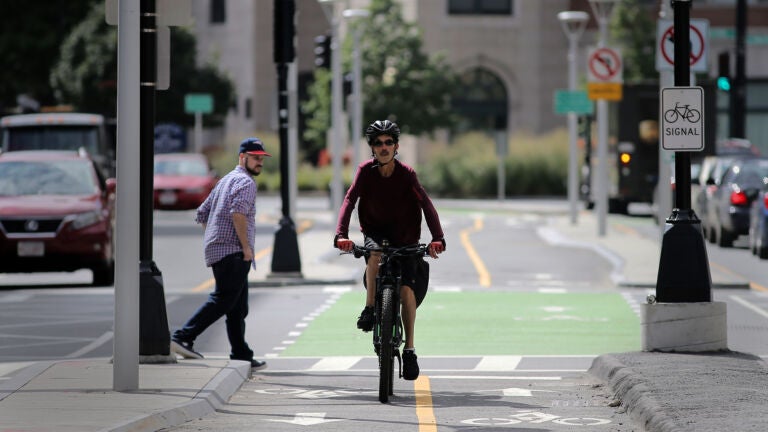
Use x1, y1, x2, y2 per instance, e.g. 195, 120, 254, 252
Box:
173, 252, 254, 361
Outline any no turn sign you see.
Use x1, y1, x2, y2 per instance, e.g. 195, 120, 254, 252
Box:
587, 47, 623, 83
656, 19, 709, 72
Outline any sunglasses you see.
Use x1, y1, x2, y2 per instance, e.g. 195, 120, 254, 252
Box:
372, 139, 395, 147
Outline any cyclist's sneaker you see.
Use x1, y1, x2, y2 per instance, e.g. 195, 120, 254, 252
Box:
357, 306, 374, 332
171, 338, 203, 359
402, 350, 419, 380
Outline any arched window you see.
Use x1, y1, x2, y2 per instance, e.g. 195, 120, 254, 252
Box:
451, 68, 508, 133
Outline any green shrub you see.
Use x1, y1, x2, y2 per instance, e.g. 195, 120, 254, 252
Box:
206, 129, 569, 197
420, 129, 569, 197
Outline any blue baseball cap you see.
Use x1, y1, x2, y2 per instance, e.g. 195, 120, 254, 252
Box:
239, 137, 271, 156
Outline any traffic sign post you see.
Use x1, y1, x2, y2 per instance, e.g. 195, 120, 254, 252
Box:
655, 0, 713, 307
586, 42, 622, 237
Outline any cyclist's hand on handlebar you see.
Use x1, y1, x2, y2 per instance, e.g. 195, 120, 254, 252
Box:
428, 241, 445, 258
336, 238, 354, 252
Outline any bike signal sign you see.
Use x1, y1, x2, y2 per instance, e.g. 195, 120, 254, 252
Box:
661, 87, 704, 151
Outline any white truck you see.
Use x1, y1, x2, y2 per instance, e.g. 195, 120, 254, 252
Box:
0, 112, 116, 177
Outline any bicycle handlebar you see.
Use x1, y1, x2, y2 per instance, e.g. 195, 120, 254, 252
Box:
345, 243, 429, 259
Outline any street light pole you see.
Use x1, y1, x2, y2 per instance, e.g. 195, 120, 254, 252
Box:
588, 0, 617, 237
558, 11, 589, 226
319, 0, 343, 216
343, 9, 369, 173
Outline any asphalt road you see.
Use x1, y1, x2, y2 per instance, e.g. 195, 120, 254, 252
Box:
2, 198, 768, 432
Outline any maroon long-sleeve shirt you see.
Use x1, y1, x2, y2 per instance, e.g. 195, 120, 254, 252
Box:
336, 159, 444, 246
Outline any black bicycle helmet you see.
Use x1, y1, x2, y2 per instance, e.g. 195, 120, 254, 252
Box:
365, 120, 400, 145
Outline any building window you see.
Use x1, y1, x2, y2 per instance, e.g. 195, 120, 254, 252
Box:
244, 98, 252, 119
452, 68, 508, 133
210, 0, 226, 24
448, 0, 513, 15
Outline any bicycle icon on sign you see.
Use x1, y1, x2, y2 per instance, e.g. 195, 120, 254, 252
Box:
664, 102, 701, 123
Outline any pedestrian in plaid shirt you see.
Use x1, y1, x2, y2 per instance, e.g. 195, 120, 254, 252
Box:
170, 137, 270, 371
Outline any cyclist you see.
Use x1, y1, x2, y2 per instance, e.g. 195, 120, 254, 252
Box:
334, 119, 446, 380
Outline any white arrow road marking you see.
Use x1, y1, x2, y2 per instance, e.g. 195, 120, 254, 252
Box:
265, 413, 344, 426
476, 388, 559, 397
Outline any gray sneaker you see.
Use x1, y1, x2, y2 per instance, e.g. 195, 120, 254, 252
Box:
171, 338, 203, 359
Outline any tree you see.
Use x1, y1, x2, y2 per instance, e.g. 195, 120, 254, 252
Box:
610, 0, 657, 82
50, 3, 234, 126
302, 0, 458, 157
0, 0, 97, 113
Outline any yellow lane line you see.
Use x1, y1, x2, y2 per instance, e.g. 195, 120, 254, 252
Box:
709, 261, 768, 292
192, 218, 314, 293
415, 375, 437, 432
459, 216, 491, 287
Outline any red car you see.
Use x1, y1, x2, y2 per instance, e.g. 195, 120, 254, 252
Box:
0, 150, 116, 286
153, 153, 218, 210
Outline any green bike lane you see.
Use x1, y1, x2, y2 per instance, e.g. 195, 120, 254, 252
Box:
280, 289, 640, 357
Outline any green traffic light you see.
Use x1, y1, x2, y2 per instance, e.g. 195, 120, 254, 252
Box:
717, 76, 731, 91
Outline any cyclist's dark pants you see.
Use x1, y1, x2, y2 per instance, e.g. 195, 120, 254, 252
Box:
363, 237, 429, 307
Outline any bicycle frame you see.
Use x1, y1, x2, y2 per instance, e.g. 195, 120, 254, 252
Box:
350, 241, 427, 403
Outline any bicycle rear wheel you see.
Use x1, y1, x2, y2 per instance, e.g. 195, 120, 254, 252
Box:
378, 286, 395, 403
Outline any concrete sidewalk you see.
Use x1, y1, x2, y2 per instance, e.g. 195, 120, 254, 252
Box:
0, 203, 763, 432
0, 359, 250, 432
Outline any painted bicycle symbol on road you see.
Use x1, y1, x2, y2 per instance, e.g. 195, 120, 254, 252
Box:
663, 102, 701, 124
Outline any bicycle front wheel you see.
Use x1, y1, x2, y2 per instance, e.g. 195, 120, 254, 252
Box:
378, 286, 395, 403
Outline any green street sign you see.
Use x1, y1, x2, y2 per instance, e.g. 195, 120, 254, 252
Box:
184, 93, 213, 114
554, 90, 594, 115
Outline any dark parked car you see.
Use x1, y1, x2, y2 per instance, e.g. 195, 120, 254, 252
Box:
749, 186, 768, 259
153, 153, 218, 210
708, 157, 768, 247
697, 155, 751, 242
0, 150, 116, 285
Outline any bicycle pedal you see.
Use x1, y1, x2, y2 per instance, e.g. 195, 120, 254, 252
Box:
395, 349, 402, 379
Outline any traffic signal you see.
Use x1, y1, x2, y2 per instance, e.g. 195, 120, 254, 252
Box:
620, 152, 631, 165
717, 51, 731, 91
314, 34, 331, 69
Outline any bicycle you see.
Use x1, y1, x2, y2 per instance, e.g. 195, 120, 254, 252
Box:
664, 102, 701, 123
347, 240, 428, 403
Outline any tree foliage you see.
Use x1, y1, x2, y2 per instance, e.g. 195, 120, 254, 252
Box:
610, 0, 657, 82
50, 3, 234, 126
0, 0, 97, 113
302, 0, 458, 156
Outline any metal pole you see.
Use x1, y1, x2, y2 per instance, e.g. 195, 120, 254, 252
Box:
139, 0, 156, 262
732, 0, 747, 138
567, 35, 579, 225
656, 0, 712, 303
138, 0, 172, 362
114, 0, 141, 391
271, 0, 301, 275
352, 27, 363, 172
658, 0, 674, 238
288, 62, 298, 222
595, 15, 609, 236
330, 10, 343, 215
194, 112, 203, 153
